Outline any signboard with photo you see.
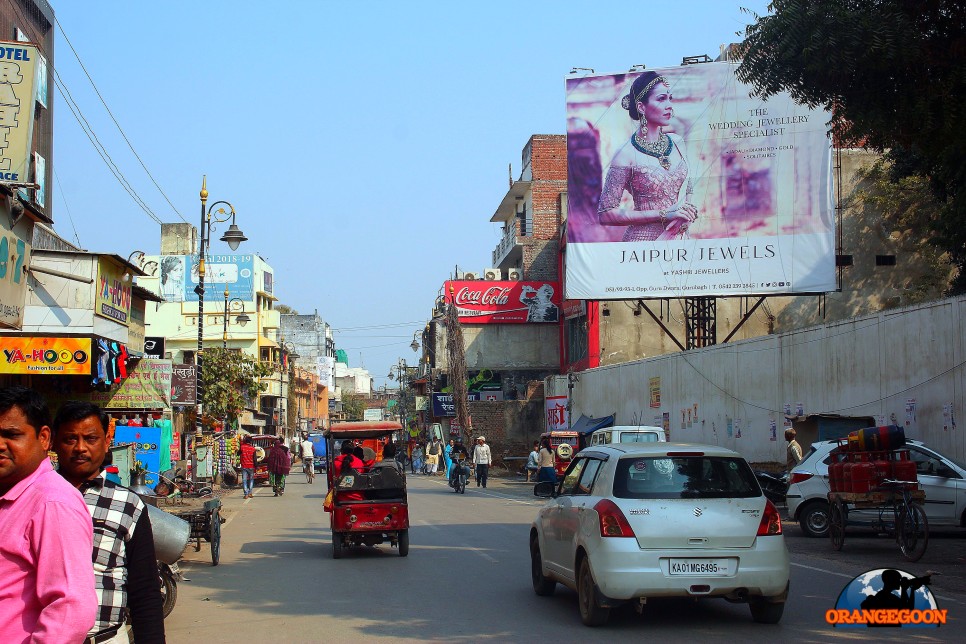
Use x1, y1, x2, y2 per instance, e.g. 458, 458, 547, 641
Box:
445, 280, 561, 323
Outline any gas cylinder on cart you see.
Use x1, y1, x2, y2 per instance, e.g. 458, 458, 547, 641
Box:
848, 425, 906, 452
851, 458, 876, 494
829, 455, 845, 493
891, 450, 918, 488
842, 459, 855, 493
870, 452, 891, 488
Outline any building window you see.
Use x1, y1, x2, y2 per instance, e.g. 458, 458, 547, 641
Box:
565, 316, 588, 365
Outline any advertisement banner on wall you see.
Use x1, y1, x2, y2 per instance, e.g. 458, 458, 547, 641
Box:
565, 63, 835, 300
114, 426, 162, 486
0, 337, 91, 374
170, 364, 196, 405
0, 41, 39, 187
0, 215, 31, 329
545, 394, 569, 431
92, 359, 172, 409
95, 258, 132, 326
159, 255, 255, 302
445, 281, 561, 323
315, 356, 335, 390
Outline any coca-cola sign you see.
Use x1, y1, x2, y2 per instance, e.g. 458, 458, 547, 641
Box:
445, 281, 561, 324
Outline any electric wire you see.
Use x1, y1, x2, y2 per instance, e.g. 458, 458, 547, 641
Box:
51, 169, 82, 247
53, 16, 189, 224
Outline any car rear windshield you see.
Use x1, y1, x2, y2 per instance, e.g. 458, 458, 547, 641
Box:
613, 456, 761, 499
619, 433, 661, 443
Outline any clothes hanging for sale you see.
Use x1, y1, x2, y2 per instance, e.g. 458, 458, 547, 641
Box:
93, 339, 110, 386
107, 342, 121, 383
117, 344, 129, 379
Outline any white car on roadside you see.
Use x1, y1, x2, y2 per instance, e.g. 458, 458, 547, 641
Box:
587, 425, 666, 447
787, 439, 966, 538
529, 443, 789, 626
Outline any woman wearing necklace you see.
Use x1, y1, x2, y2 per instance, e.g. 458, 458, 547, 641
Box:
598, 71, 698, 241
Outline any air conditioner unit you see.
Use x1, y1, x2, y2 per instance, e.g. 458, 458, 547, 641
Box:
507, 268, 522, 281
483, 268, 502, 281
463, 271, 479, 280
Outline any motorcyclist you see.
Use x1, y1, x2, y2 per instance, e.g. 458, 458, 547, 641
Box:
448, 441, 470, 488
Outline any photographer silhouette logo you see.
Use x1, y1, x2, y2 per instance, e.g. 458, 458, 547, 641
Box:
826, 568, 946, 628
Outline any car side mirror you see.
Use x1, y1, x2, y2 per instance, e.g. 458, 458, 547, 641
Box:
533, 481, 556, 498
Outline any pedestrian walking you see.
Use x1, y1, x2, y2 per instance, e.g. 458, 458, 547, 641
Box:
52, 401, 165, 644
785, 428, 803, 471
444, 439, 454, 478
472, 436, 492, 488
426, 437, 442, 475
267, 437, 291, 496
537, 438, 557, 483
0, 386, 98, 643
239, 435, 256, 498
411, 441, 423, 474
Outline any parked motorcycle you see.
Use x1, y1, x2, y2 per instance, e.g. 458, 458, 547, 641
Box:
158, 561, 184, 618
754, 470, 789, 505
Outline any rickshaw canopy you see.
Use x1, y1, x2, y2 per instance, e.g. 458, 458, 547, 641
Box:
325, 421, 403, 440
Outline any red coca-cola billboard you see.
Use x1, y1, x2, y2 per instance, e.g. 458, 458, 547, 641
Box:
445, 281, 561, 324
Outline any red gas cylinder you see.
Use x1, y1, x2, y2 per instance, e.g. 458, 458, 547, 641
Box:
891, 450, 918, 488
851, 462, 875, 494
871, 452, 890, 488
842, 461, 855, 493
829, 460, 842, 492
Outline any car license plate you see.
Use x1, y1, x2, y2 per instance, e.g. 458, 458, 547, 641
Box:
668, 558, 734, 576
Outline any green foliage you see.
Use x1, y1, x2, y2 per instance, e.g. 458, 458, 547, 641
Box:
738, 0, 966, 291
199, 348, 273, 423
275, 304, 299, 315
341, 392, 366, 421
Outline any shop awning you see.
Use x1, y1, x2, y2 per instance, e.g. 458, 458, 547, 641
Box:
571, 413, 615, 435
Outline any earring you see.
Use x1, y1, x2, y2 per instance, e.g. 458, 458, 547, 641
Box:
640, 114, 648, 131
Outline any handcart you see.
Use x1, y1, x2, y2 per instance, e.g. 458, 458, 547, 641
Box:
171, 498, 223, 565
828, 481, 928, 561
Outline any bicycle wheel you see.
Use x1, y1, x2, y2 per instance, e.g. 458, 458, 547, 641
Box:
829, 501, 846, 551
897, 501, 928, 562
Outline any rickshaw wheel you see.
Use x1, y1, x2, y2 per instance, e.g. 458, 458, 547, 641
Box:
829, 501, 846, 551
332, 532, 343, 559
210, 509, 221, 566
398, 530, 409, 557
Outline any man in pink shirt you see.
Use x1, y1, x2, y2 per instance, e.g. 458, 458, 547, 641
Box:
0, 386, 97, 643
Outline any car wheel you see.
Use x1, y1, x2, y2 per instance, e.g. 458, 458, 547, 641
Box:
530, 538, 555, 596
332, 532, 343, 559
749, 599, 785, 624
577, 557, 610, 626
799, 501, 830, 538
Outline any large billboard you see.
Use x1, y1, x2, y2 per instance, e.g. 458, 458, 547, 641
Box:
0, 214, 31, 329
446, 281, 561, 323
159, 254, 255, 302
0, 337, 91, 375
565, 63, 835, 299
0, 41, 39, 186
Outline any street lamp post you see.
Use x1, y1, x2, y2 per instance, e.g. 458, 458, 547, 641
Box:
196, 176, 247, 436
222, 289, 251, 349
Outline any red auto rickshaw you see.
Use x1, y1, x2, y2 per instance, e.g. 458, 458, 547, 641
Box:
324, 421, 409, 558
540, 430, 581, 478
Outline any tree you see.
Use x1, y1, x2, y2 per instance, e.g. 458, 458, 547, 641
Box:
341, 392, 366, 421
738, 0, 966, 290
199, 348, 274, 428
275, 304, 299, 315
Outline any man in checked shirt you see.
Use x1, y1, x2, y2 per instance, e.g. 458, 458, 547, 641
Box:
52, 401, 165, 643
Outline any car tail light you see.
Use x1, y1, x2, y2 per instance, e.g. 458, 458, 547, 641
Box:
757, 500, 782, 536
594, 499, 636, 538
788, 472, 813, 485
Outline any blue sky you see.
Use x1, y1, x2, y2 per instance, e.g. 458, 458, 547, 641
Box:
49, 0, 770, 385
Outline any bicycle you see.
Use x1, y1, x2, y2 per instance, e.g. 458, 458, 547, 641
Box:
828, 478, 928, 562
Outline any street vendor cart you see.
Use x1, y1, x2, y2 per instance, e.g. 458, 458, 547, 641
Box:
170, 498, 223, 565
324, 421, 409, 558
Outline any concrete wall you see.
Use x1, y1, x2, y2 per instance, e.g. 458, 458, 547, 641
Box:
572, 294, 966, 464
436, 323, 559, 371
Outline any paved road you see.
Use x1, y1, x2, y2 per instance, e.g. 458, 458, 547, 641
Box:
164, 472, 965, 643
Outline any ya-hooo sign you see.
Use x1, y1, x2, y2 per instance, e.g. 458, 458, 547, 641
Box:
0, 41, 39, 185
445, 281, 561, 323
95, 258, 132, 325
0, 337, 91, 374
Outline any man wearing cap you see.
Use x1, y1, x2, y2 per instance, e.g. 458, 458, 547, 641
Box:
472, 436, 492, 488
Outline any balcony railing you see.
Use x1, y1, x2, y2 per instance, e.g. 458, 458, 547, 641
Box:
492, 224, 520, 266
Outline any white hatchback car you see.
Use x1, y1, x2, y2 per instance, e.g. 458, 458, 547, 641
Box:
786, 439, 966, 538
530, 443, 789, 626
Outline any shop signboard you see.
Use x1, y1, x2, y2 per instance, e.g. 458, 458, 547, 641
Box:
170, 364, 196, 405
445, 280, 561, 323
431, 393, 456, 417
114, 425, 162, 486
95, 257, 132, 325
0, 214, 31, 329
0, 41, 39, 188
0, 337, 91, 374
565, 63, 835, 299
143, 336, 165, 359
363, 408, 382, 421
92, 359, 172, 409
